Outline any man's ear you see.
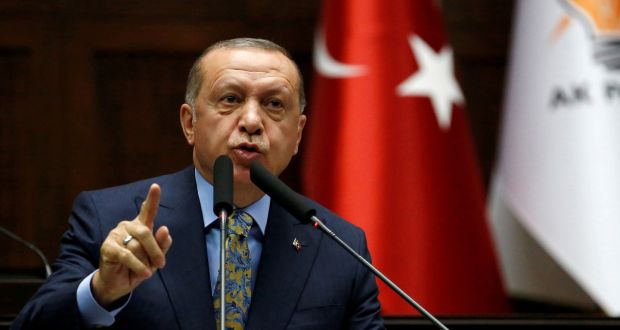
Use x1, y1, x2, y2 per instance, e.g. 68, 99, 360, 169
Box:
180, 104, 195, 146
293, 114, 307, 155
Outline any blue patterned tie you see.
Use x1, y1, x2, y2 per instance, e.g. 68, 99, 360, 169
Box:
213, 210, 253, 330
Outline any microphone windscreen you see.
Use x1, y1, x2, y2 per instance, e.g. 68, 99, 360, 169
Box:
250, 161, 316, 223
213, 155, 234, 215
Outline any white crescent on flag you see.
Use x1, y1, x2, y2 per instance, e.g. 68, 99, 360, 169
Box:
313, 29, 367, 78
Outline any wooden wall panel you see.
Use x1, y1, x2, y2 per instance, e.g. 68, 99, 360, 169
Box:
92, 52, 194, 186
443, 0, 515, 187
0, 50, 33, 268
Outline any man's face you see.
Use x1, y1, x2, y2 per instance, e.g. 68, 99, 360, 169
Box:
181, 47, 306, 187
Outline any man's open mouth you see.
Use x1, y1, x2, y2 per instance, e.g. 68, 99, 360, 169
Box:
238, 144, 259, 152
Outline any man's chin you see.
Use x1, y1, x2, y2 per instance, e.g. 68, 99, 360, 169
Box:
233, 166, 252, 185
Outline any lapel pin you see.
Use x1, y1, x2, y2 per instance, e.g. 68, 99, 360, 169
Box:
292, 238, 302, 252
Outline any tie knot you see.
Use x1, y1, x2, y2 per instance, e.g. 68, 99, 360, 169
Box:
228, 210, 253, 237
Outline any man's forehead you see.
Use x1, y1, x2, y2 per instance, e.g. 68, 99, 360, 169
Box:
201, 47, 296, 77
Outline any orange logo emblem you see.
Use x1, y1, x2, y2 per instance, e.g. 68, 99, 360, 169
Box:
552, 0, 620, 70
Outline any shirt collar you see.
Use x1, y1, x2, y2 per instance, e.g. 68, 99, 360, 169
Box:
195, 168, 269, 235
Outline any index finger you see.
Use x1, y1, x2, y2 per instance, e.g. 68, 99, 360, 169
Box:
138, 183, 161, 229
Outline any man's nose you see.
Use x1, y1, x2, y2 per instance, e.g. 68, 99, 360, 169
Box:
238, 99, 263, 135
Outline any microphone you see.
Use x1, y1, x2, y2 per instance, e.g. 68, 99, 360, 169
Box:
249, 161, 449, 330
213, 155, 234, 216
249, 161, 315, 223
212, 155, 233, 330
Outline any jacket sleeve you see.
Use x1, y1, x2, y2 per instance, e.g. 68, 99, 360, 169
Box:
11, 192, 104, 330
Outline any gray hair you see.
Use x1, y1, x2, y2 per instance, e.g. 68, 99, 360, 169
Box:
184, 38, 306, 113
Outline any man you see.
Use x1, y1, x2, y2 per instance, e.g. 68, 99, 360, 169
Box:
12, 38, 384, 329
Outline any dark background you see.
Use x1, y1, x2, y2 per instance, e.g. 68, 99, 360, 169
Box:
0, 0, 521, 315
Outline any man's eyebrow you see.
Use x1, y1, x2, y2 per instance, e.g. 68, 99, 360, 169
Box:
209, 78, 243, 91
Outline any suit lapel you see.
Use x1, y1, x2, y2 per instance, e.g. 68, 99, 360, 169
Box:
246, 201, 323, 330
144, 167, 215, 330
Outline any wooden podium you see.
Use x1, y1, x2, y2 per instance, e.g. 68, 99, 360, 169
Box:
0, 273, 44, 329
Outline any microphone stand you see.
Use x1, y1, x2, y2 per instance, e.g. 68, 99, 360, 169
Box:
218, 210, 228, 330
219, 210, 228, 330
0, 226, 51, 278
213, 154, 233, 330
311, 215, 449, 330
249, 161, 449, 329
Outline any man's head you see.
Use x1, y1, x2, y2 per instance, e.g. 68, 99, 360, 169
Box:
185, 38, 306, 112
180, 38, 307, 206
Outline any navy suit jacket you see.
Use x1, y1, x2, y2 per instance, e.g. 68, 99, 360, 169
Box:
12, 167, 384, 329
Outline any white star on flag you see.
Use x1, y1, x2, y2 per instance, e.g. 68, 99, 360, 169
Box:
397, 35, 465, 130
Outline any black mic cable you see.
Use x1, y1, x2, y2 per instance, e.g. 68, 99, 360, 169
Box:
250, 161, 449, 330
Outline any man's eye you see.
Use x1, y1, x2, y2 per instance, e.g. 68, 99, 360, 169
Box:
267, 99, 283, 108
222, 95, 239, 104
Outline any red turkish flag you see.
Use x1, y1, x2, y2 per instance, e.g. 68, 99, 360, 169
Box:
302, 0, 509, 315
